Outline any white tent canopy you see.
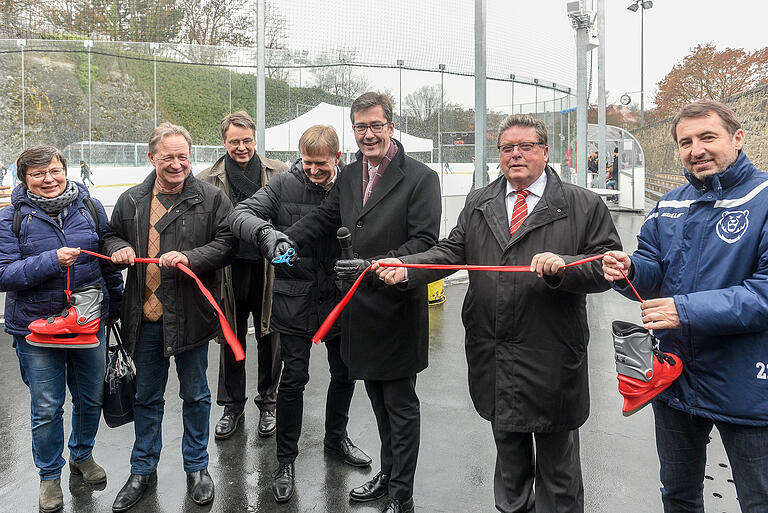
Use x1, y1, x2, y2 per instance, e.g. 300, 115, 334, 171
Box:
264, 102, 433, 155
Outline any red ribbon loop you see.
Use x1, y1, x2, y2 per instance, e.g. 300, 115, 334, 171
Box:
79, 249, 245, 361
311, 253, 642, 344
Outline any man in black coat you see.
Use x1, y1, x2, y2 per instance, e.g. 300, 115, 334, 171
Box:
265, 92, 441, 513
228, 125, 372, 503
375, 114, 621, 513
104, 123, 236, 511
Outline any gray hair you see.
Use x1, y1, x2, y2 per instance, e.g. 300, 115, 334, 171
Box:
496, 114, 548, 147
148, 122, 192, 154
16, 144, 68, 187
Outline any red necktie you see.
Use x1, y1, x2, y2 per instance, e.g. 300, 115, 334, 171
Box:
509, 189, 531, 236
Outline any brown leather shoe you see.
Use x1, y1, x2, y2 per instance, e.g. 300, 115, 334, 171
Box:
69, 456, 107, 484
39, 478, 63, 513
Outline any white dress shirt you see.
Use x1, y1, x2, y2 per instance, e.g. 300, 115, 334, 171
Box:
505, 170, 548, 227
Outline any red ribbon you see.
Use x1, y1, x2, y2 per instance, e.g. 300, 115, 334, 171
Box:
80, 249, 245, 361
312, 253, 642, 344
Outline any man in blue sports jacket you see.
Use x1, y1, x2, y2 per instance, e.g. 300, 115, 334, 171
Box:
603, 99, 768, 512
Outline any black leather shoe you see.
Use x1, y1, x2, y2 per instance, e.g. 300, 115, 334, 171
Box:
271, 462, 295, 503
214, 409, 244, 440
382, 497, 414, 513
349, 471, 389, 502
381, 497, 413, 513
258, 409, 276, 438
186, 469, 214, 506
324, 436, 372, 467
112, 472, 157, 512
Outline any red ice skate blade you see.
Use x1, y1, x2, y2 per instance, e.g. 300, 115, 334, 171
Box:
25, 332, 101, 349
617, 353, 683, 417
28, 312, 100, 335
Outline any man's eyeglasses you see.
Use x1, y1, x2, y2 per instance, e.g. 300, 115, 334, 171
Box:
498, 142, 545, 155
27, 168, 65, 180
352, 122, 390, 135
226, 138, 255, 148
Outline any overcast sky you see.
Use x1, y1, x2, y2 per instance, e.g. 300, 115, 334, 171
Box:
275, 0, 768, 111
602, 0, 768, 106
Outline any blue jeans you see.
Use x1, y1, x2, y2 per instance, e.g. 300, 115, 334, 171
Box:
653, 400, 768, 513
130, 322, 210, 474
14, 324, 106, 480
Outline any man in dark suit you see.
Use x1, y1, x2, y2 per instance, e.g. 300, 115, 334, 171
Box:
374, 114, 621, 513
273, 92, 441, 513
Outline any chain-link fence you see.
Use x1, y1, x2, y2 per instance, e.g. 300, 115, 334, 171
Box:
0, 0, 580, 181
1, 38, 576, 173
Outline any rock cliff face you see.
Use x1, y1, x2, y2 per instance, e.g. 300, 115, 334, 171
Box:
0, 50, 154, 164
633, 85, 768, 197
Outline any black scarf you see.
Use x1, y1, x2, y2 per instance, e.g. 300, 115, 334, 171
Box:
225, 153, 262, 204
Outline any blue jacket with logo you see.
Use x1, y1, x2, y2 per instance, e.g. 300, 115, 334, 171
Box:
614, 151, 768, 425
0, 182, 124, 336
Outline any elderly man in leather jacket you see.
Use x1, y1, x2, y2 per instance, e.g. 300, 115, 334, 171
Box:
104, 123, 235, 512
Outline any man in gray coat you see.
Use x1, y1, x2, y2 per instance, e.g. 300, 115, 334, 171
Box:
197, 111, 287, 440
375, 114, 621, 513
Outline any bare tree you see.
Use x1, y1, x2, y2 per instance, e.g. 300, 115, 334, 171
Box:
311, 50, 371, 100
404, 85, 441, 125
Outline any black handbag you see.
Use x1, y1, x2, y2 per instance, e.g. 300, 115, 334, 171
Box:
102, 322, 136, 428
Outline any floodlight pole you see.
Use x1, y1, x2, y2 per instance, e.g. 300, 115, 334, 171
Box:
628, 0, 653, 127
397, 59, 404, 140
510, 74, 515, 113
85, 40, 94, 168
473, 0, 488, 190
438, 64, 445, 171
18, 39, 26, 149
150, 43, 158, 127
256, 0, 266, 156
597, 0, 607, 185
569, 3, 591, 188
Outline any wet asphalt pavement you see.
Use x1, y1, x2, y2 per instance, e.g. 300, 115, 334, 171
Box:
0, 210, 741, 512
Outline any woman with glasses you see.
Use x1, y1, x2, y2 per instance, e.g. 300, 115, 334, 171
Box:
0, 145, 123, 513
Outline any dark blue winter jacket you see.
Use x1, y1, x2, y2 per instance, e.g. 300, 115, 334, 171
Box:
614, 152, 768, 425
0, 181, 124, 336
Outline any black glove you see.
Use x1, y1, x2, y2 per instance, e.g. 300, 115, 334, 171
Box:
334, 258, 371, 282
257, 226, 298, 265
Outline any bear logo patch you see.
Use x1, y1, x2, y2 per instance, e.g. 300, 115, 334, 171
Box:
716, 210, 749, 244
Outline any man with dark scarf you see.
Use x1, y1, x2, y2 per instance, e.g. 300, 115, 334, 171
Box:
197, 111, 288, 440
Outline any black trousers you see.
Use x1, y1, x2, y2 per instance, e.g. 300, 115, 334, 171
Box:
275, 333, 356, 463
216, 259, 281, 412
491, 424, 584, 513
365, 376, 420, 502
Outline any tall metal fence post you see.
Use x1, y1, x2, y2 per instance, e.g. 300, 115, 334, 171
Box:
150, 43, 158, 127
473, 0, 487, 191
85, 40, 94, 168
438, 64, 445, 172
18, 39, 26, 150
597, 0, 607, 187
397, 59, 404, 140
256, 0, 266, 157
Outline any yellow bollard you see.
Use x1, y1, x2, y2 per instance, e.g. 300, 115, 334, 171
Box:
428, 279, 446, 306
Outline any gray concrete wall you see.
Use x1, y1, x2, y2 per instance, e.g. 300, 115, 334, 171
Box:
633, 84, 768, 177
